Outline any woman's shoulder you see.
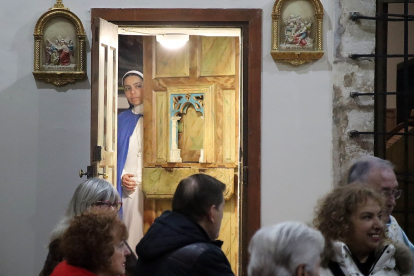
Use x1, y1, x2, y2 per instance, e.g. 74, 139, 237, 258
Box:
39, 239, 64, 276
320, 267, 335, 276
321, 240, 348, 266
388, 242, 414, 274
118, 109, 132, 118
50, 261, 97, 276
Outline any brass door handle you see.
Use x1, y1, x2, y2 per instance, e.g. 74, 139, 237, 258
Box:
79, 169, 88, 178
98, 172, 109, 179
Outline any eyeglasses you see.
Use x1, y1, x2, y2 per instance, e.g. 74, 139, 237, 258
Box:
93, 201, 123, 211
381, 190, 402, 200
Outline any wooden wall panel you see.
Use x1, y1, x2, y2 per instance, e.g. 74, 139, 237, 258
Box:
155, 38, 190, 77
143, 36, 155, 165
155, 91, 168, 162
219, 194, 238, 274
203, 84, 217, 163
178, 105, 204, 162
142, 167, 234, 199
199, 37, 236, 76
215, 87, 224, 163
223, 90, 236, 163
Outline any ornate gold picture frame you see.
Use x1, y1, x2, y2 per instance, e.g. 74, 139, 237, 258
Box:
271, 0, 324, 66
33, 0, 86, 86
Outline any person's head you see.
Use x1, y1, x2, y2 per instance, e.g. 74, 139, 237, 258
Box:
66, 178, 121, 217
61, 213, 130, 275
50, 178, 121, 241
314, 185, 385, 262
248, 222, 324, 276
122, 70, 144, 108
172, 174, 226, 240
347, 156, 399, 220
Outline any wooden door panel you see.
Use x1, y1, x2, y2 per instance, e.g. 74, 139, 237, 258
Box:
91, 18, 118, 184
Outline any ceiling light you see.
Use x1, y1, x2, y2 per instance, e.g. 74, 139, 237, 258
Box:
156, 34, 189, 49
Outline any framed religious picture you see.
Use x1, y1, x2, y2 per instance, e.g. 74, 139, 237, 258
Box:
271, 0, 324, 66
33, 0, 86, 86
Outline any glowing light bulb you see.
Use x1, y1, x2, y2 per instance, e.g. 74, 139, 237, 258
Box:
156, 34, 189, 49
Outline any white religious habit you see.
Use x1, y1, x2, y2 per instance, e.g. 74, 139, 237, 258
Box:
121, 103, 144, 255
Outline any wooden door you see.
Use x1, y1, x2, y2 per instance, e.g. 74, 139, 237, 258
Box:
90, 18, 118, 184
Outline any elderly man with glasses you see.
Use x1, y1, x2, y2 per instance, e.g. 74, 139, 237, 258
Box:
347, 155, 414, 253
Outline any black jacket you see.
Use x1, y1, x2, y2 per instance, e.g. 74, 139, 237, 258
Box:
133, 210, 235, 276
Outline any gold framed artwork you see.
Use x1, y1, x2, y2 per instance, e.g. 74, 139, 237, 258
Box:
271, 0, 324, 66
33, 0, 86, 86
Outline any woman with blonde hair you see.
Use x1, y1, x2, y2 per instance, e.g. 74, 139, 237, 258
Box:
314, 184, 413, 276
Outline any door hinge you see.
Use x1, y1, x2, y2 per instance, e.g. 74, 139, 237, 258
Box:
87, 165, 96, 178
80, 166, 96, 179
242, 166, 248, 185
93, 146, 102, 162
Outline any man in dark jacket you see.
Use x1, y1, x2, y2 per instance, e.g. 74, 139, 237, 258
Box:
133, 174, 235, 276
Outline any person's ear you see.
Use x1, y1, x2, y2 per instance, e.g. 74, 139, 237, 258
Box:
296, 264, 308, 276
207, 205, 216, 223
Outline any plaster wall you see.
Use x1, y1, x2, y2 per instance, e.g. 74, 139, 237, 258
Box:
0, 0, 337, 274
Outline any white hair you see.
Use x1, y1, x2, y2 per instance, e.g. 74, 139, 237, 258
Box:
347, 155, 394, 184
248, 221, 324, 276
49, 178, 120, 241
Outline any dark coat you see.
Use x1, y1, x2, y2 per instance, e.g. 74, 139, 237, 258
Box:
133, 210, 235, 276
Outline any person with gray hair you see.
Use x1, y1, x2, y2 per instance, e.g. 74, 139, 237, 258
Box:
347, 155, 414, 254
39, 178, 136, 276
248, 222, 324, 276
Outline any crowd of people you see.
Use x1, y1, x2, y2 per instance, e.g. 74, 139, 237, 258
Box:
39, 155, 414, 275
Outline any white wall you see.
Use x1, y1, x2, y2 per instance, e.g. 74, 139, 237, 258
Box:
0, 0, 333, 274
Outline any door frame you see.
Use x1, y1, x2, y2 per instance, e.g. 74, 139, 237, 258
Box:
91, 8, 262, 274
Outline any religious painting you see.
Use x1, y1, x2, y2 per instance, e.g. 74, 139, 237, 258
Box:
43, 20, 76, 69
271, 0, 324, 65
33, 0, 86, 85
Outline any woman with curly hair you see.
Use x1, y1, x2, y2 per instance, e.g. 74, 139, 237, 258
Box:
40, 178, 136, 276
50, 212, 131, 275
314, 184, 413, 276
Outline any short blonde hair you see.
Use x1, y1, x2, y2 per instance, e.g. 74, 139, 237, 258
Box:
314, 184, 384, 241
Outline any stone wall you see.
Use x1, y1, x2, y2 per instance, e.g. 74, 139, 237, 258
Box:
332, 0, 376, 186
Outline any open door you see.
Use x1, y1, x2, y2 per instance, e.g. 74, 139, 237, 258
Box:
90, 18, 118, 184
90, 9, 262, 275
